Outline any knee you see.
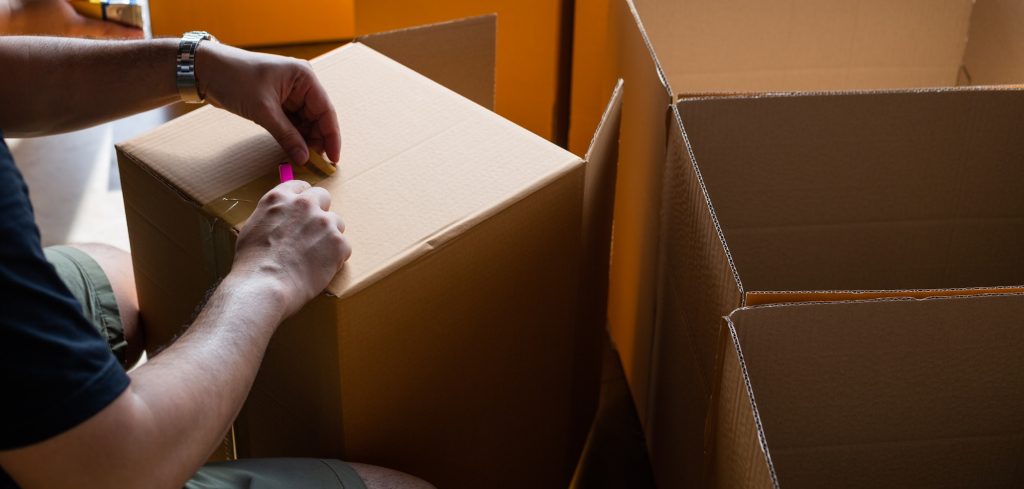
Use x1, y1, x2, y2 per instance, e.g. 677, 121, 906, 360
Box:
68, 243, 142, 364
349, 464, 436, 489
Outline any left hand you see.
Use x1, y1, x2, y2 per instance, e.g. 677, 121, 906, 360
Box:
196, 42, 342, 167
2, 0, 144, 39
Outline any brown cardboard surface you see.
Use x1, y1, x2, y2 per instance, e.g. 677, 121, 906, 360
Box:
962, 0, 1024, 85
718, 294, 1024, 488
567, 7, 1024, 458
639, 0, 973, 93
652, 88, 1024, 488
647, 111, 743, 488
678, 89, 1024, 294
357, 15, 496, 111
571, 79, 625, 463
117, 17, 618, 487
355, 0, 568, 141
604, 0, 673, 423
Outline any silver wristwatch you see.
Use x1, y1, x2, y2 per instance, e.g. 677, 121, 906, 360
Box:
176, 31, 217, 104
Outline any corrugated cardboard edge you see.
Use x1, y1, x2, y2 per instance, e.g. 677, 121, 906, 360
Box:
719, 313, 781, 489
356, 14, 497, 110
746, 285, 1024, 306
676, 84, 1024, 103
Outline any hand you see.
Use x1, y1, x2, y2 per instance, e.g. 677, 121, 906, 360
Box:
231, 180, 352, 318
1, 0, 143, 38
196, 43, 342, 167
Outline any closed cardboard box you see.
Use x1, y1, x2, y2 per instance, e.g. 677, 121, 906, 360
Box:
149, 0, 570, 142
567, 2, 1024, 484
664, 88, 1024, 487
116, 17, 622, 489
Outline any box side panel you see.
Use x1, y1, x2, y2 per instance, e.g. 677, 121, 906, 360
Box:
357, 15, 496, 110
634, 0, 972, 93
677, 90, 1024, 293
647, 114, 743, 488
712, 323, 775, 489
961, 0, 1024, 85
605, 0, 673, 419
731, 295, 1024, 488
233, 295, 344, 459
355, 0, 565, 141
572, 81, 625, 467
117, 149, 218, 351
336, 167, 588, 489
149, 0, 355, 47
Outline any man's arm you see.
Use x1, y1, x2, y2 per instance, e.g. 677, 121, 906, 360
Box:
0, 36, 341, 164
0, 179, 352, 489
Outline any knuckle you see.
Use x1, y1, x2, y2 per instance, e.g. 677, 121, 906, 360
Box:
317, 215, 333, 229
294, 197, 313, 210
263, 190, 284, 204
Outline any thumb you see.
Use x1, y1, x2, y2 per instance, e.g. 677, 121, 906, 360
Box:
259, 106, 309, 165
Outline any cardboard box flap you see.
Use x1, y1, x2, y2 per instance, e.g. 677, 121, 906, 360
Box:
674, 88, 1024, 295
633, 0, 973, 94
117, 43, 581, 299
582, 79, 623, 288
962, 0, 1024, 85
356, 14, 497, 110
721, 294, 1024, 488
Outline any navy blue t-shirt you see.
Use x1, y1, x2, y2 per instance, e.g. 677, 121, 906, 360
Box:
0, 132, 130, 487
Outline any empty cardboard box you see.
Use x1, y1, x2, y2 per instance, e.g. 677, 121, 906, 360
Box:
116, 17, 622, 489
659, 88, 1024, 487
716, 294, 1024, 488
568, 0, 1024, 443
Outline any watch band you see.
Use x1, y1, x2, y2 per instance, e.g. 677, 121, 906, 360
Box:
176, 31, 216, 104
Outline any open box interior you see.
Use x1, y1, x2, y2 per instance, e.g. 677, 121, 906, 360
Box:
718, 293, 1024, 489
676, 88, 1024, 301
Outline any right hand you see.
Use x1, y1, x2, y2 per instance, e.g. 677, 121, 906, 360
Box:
231, 180, 352, 318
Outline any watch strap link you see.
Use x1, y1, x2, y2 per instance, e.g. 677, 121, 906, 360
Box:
177, 31, 214, 104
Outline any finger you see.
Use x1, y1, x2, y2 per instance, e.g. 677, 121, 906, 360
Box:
339, 235, 353, 263
303, 186, 332, 211
300, 75, 342, 163
333, 212, 346, 234
259, 102, 310, 166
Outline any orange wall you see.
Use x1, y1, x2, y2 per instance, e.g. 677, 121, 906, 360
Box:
149, 0, 356, 47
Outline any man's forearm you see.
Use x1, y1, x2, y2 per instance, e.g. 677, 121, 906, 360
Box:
0, 37, 179, 136
118, 273, 286, 487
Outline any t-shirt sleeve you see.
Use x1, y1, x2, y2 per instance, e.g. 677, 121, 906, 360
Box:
0, 137, 130, 450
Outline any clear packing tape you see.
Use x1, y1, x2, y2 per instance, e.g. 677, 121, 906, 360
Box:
69, 0, 144, 29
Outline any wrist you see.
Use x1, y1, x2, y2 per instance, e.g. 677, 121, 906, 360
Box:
220, 270, 290, 326
177, 31, 218, 104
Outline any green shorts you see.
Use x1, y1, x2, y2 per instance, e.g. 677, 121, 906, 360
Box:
44, 246, 368, 489
44, 245, 128, 368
